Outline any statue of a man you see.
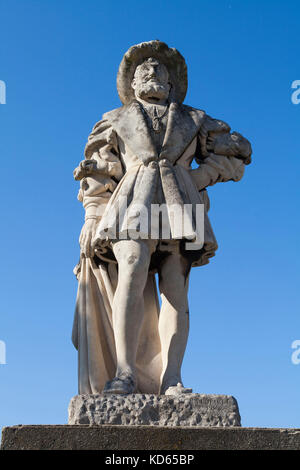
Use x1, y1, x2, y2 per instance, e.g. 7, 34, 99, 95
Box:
72, 41, 251, 396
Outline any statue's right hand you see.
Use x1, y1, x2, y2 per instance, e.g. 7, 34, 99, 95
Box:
79, 218, 97, 258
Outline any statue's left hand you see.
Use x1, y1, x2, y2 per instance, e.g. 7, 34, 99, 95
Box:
79, 218, 97, 258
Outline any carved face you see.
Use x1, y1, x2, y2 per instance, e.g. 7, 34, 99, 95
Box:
131, 58, 171, 102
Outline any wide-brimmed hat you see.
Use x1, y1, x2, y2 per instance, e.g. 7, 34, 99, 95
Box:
117, 40, 188, 105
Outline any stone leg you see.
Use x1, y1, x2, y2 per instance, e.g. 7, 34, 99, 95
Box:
158, 251, 192, 394
104, 239, 154, 393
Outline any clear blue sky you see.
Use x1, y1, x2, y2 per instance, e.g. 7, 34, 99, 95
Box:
0, 0, 299, 430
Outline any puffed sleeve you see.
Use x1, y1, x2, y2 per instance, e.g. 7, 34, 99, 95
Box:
74, 119, 123, 219
190, 114, 251, 191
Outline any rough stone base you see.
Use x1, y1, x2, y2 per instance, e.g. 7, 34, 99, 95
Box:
2, 425, 300, 450
68, 393, 241, 427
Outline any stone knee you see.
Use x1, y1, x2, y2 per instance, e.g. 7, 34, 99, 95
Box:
113, 240, 152, 290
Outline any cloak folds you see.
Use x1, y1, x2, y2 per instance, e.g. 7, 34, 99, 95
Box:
72, 257, 162, 394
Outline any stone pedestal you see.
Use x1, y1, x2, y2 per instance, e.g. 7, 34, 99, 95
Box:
2, 426, 300, 450
4, 394, 299, 450
68, 393, 241, 427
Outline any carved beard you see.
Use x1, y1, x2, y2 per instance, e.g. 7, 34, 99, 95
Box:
135, 80, 169, 101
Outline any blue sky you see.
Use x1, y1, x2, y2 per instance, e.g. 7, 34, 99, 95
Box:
0, 0, 299, 430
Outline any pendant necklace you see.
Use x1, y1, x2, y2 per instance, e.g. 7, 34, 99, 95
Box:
142, 103, 169, 133
151, 105, 168, 133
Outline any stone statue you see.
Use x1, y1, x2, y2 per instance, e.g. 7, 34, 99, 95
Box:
72, 40, 251, 397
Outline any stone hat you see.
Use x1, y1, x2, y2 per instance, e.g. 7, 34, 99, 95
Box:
117, 40, 188, 105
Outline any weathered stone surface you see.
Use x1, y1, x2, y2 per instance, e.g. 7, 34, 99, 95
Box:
68, 393, 241, 427
2, 425, 300, 450
73, 40, 252, 398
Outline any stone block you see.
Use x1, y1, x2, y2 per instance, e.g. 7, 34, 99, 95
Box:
2, 425, 300, 450
68, 393, 241, 427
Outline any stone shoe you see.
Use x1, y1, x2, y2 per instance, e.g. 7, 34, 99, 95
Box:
103, 375, 137, 394
164, 383, 193, 396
